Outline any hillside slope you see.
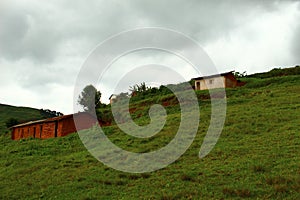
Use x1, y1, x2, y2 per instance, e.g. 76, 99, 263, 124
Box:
247, 65, 300, 79
1, 74, 300, 199
0, 104, 44, 134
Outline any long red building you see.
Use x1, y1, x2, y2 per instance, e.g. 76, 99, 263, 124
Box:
11, 112, 97, 140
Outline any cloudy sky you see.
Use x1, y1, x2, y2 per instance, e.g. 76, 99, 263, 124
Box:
0, 0, 299, 114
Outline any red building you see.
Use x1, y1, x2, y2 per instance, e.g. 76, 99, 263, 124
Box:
11, 112, 97, 140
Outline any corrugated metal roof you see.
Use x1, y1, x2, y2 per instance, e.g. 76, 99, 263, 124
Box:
11, 119, 47, 128
11, 113, 90, 128
43, 114, 74, 122
193, 71, 234, 80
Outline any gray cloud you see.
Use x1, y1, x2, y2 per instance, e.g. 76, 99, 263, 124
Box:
1, 0, 298, 63
291, 4, 300, 64
0, 0, 299, 113
129, 0, 284, 44
0, 4, 60, 62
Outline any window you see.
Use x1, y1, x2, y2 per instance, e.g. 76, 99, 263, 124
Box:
209, 79, 214, 84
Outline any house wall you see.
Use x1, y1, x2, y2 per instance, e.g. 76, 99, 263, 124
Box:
12, 121, 56, 140
23, 126, 30, 138
224, 73, 238, 88
56, 121, 64, 137
61, 113, 97, 136
194, 73, 245, 90
110, 97, 116, 104
60, 117, 76, 137
13, 125, 27, 140
28, 124, 41, 139
11, 113, 101, 140
72, 113, 98, 132
37, 124, 43, 139
12, 123, 44, 140
195, 76, 225, 90
11, 128, 20, 140
35, 124, 43, 138
41, 122, 56, 139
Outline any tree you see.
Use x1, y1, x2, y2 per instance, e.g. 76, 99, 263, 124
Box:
129, 82, 151, 96
78, 84, 101, 113
234, 71, 247, 78
40, 109, 63, 118
5, 118, 19, 128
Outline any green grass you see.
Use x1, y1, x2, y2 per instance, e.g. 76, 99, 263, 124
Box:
246, 65, 300, 79
0, 104, 44, 134
1, 74, 300, 199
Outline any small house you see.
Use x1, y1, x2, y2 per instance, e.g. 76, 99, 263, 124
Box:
109, 93, 130, 104
193, 71, 245, 90
109, 94, 117, 104
11, 112, 97, 140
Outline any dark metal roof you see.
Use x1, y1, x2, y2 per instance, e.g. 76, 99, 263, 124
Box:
193, 71, 234, 80
109, 94, 117, 100
11, 112, 92, 128
11, 119, 47, 128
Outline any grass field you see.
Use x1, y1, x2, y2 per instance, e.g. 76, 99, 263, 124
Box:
1, 71, 300, 199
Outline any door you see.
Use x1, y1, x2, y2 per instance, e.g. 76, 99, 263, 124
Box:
40, 125, 43, 138
54, 121, 58, 137
196, 81, 200, 90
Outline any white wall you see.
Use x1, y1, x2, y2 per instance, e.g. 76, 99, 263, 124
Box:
195, 76, 225, 90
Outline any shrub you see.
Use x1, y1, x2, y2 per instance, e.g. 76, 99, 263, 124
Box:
5, 118, 19, 128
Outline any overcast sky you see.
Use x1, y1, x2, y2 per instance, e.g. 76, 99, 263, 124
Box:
0, 0, 299, 114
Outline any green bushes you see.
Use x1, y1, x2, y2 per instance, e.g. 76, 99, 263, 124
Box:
5, 118, 19, 128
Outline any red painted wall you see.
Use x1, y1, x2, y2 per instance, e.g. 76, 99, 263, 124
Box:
11, 113, 97, 140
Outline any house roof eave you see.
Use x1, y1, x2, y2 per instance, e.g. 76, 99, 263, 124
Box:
193, 71, 235, 80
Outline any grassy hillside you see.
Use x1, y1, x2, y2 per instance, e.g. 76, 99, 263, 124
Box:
1, 72, 300, 199
247, 65, 300, 79
0, 104, 44, 134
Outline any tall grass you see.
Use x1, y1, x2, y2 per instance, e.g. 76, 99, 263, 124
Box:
1, 74, 300, 199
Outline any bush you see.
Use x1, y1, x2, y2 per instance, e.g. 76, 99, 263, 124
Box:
5, 118, 19, 128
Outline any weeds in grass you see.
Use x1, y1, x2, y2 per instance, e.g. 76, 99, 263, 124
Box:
222, 187, 251, 198
180, 174, 196, 182
1, 73, 300, 199
252, 165, 266, 173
